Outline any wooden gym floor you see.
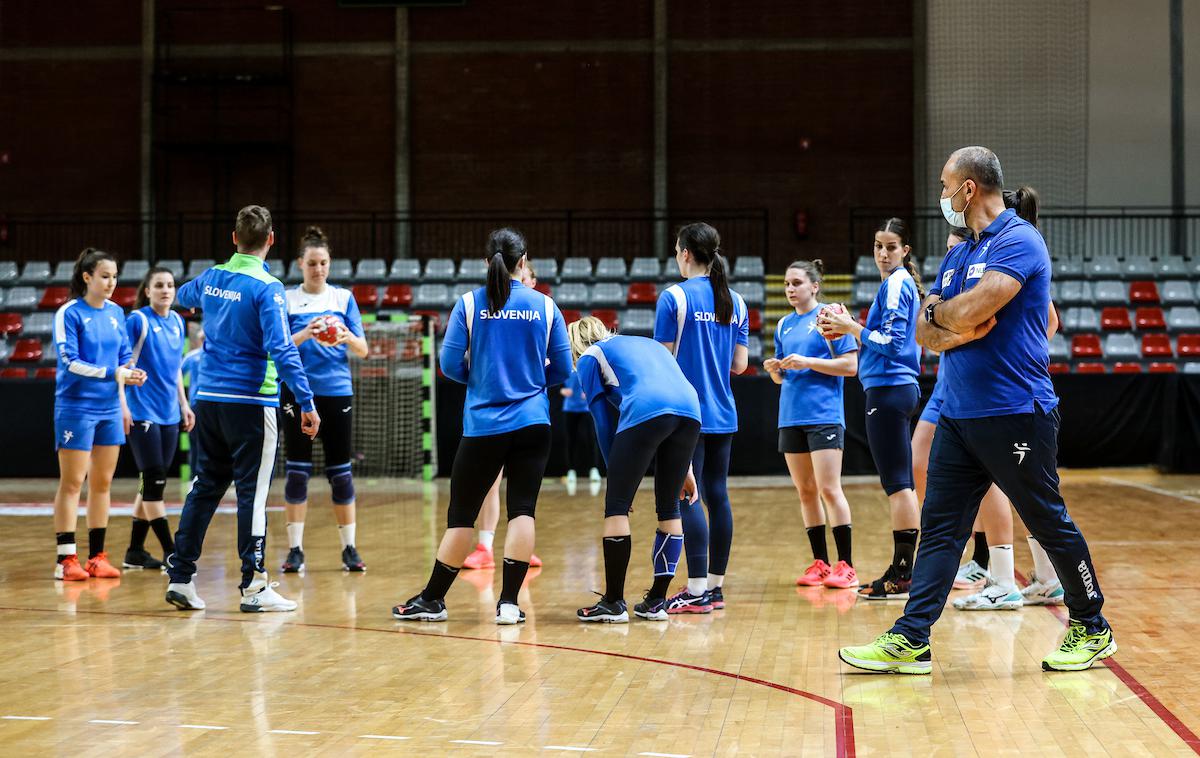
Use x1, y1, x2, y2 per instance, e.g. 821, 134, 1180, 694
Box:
0, 468, 1198, 756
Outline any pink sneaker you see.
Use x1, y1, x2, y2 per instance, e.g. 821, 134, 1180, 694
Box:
796, 559, 831, 587
462, 544, 494, 570
822, 560, 858, 589
529, 553, 543, 568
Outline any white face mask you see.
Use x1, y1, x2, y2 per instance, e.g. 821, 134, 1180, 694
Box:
940, 180, 970, 227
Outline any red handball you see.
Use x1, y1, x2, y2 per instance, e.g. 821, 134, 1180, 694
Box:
315, 315, 341, 346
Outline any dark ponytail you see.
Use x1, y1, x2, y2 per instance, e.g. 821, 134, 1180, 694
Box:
70, 247, 117, 298
676, 222, 732, 325
134, 265, 175, 310
876, 217, 924, 298
484, 227, 527, 314
1003, 185, 1039, 228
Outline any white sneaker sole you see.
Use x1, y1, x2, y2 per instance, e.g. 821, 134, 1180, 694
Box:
838, 650, 932, 675
578, 612, 629, 623
1042, 641, 1117, 671
634, 609, 668, 621
954, 600, 1023, 611
165, 591, 205, 611
1022, 594, 1066, 606
495, 614, 526, 625
392, 610, 448, 622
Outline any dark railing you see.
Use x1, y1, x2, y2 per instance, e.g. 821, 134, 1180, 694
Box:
850, 207, 1200, 265
0, 209, 769, 265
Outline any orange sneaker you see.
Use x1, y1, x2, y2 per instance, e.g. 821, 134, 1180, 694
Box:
462, 544, 495, 570
84, 552, 121, 578
796, 558, 831, 586
822, 560, 858, 589
55, 555, 89, 581
529, 553, 543, 568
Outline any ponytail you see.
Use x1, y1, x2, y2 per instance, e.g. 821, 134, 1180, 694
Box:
71, 247, 116, 298
484, 227, 527, 314
902, 255, 925, 299
876, 217, 925, 299
1004, 185, 1040, 228
676, 222, 732, 325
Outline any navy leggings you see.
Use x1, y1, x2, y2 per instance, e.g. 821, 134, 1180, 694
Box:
864, 384, 920, 495
128, 421, 180, 473
681, 432, 734, 578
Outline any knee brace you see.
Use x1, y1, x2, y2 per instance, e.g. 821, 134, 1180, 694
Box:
327, 462, 355, 505
652, 530, 684, 577
140, 467, 168, 502
284, 461, 312, 504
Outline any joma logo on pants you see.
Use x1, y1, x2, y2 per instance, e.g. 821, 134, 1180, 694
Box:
1077, 560, 1098, 599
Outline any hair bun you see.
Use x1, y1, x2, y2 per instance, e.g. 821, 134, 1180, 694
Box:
302, 225, 327, 244
811, 258, 825, 276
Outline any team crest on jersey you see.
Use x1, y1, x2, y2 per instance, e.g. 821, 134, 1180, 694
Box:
941, 269, 955, 288
110, 316, 120, 329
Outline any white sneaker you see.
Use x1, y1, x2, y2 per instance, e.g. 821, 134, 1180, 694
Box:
953, 581, 1023, 611
953, 559, 990, 590
495, 601, 526, 625
1021, 574, 1065, 606
589, 467, 601, 483
565, 469, 578, 497
166, 582, 206, 611
240, 574, 297, 613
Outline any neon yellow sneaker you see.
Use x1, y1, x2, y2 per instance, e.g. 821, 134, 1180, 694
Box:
1041, 622, 1116, 671
838, 632, 932, 675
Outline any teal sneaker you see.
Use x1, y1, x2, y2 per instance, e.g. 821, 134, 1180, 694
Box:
1042, 622, 1116, 671
838, 632, 932, 675
1021, 575, 1065, 606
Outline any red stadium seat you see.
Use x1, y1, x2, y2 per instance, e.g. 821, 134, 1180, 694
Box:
111, 286, 137, 309
1075, 362, 1106, 374
858, 307, 869, 325
1048, 362, 1070, 374
411, 310, 442, 333
1071, 334, 1102, 358
740, 365, 759, 376
534, 282, 552, 298
39, 286, 69, 310
561, 309, 582, 325
382, 284, 413, 309
1112, 362, 1142, 373
591, 309, 619, 332
748, 309, 762, 332
0, 367, 27, 379
1135, 307, 1165, 330
626, 282, 657, 306
1178, 334, 1200, 356
0, 312, 22, 336
1129, 280, 1159, 304
1141, 333, 1173, 358
1149, 362, 1178, 373
34, 367, 56, 380
10, 338, 43, 363
351, 284, 378, 310
1100, 308, 1131, 331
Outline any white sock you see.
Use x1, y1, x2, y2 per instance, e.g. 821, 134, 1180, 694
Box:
1027, 536, 1058, 583
479, 530, 495, 551
337, 523, 356, 549
687, 577, 707, 595
988, 545, 1016, 591
57, 543, 76, 557
287, 522, 304, 549
707, 573, 724, 589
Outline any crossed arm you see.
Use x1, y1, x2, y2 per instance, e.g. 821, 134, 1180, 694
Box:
916, 270, 1021, 351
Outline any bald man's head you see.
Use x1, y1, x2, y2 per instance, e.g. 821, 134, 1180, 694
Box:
948, 146, 1004, 191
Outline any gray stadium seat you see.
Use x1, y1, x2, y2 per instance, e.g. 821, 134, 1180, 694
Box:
595, 257, 628, 281
590, 282, 625, 308
855, 256, 877, 279
0, 261, 17, 285
1086, 257, 1122, 280
1053, 259, 1084, 280
1093, 280, 1127, 305
0, 289, 7, 308
266, 259, 285, 280
50, 261, 74, 285
328, 259, 353, 283
6, 287, 38, 311
630, 257, 663, 282
733, 256, 764, 281
739, 281, 765, 308
556, 283, 590, 309
423, 259, 456, 283
620, 309, 655, 337
412, 284, 451, 310
922, 256, 942, 280
22, 312, 53, 338
1122, 257, 1156, 278
186, 259, 215, 281
1058, 280, 1092, 306
1048, 333, 1070, 362
19, 261, 50, 285
1184, 362, 1200, 375
285, 260, 304, 283
156, 259, 184, 281
1154, 257, 1191, 279
1167, 307, 1200, 331
529, 258, 558, 283
1049, 281, 1060, 302
1103, 333, 1139, 360
1063, 307, 1100, 333
120, 260, 149, 284
0, 341, 10, 364
853, 281, 877, 307
355, 258, 387, 282
456, 258, 487, 284
747, 335, 764, 363
561, 257, 593, 282
1161, 281, 1196, 306
389, 259, 421, 282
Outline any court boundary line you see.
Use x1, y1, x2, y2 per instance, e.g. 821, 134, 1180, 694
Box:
1015, 571, 1200, 754
0, 605, 855, 757
1099, 477, 1200, 505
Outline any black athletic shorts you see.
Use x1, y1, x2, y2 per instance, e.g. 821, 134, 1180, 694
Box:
279, 384, 353, 468
778, 424, 844, 454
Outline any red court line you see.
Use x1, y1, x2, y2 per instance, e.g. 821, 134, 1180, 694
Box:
0, 605, 855, 757
1015, 570, 1200, 754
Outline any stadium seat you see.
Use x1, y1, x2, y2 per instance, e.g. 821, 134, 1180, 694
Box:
561, 258, 593, 282
561, 308, 582, 325
39, 286, 69, 310
591, 309, 618, 331
1085, 257, 1121, 280
412, 284, 450, 310
631, 257, 663, 282
9, 338, 43, 363
747, 335, 764, 362
119, 260, 149, 284
591, 283, 625, 308
423, 259, 456, 283
351, 284, 378, 310
266, 259, 285, 280
382, 284, 413, 309
6, 287, 38, 311
1141, 333, 1172, 357
1135, 307, 1165, 330
456, 258, 487, 284
858, 307, 869, 325
0, 290, 7, 309
1075, 362, 1106, 374
410, 310, 443, 334
1155, 257, 1191, 279
732, 257, 765, 281
1167, 307, 1200, 331
1185, 362, 1200, 375
1100, 308, 1131, 331
19, 261, 50, 285
0, 367, 26, 379
22, 312, 53, 339
1092, 280, 1126, 305
323, 259, 349, 283
1048, 362, 1070, 374
50, 261, 73, 285
355, 259, 388, 283
739, 281, 766, 308
1103, 332, 1139, 360
922, 256, 942, 280
34, 367, 56, 380
285, 260, 303, 283
0, 313, 22, 336
1058, 280, 1092, 306
627, 282, 657, 306
186, 259, 215, 281
0, 261, 18, 285
1071, 334, 1102, 358
1048, 333, 1070, 362
595, 258, 628, 281
1161, 281, 1195, 306
156, 259, 185, 281
1112, 362, 1142, 373
621, 309, 655, 337
534, 282, 552, 298
1177, 334, 1200, 357
1053, 259, 1084, 280
1129, 281, 1159, 304
748, 309, 762, 332
529, 258, 558, 283
556, 283, 590, 309
1063, 307, 1100, 333
855, 257, 877, 279
1149, 362, 1178, 373
741, 366, 760, 377
1123, 257, 1156, 279
111, 286, 136, 309
389, 259, 421, 282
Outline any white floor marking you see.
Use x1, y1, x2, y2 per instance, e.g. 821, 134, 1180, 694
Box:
179, 724, 228, 730
638, 753, 692, 758
360, 734, 411, 741
2, 716, 51, 721
1101, 477, 1200, 505
269, 729, 320, 735
89, 719, 139, 725
451, 740, 504, 746
545, 747, 598, 752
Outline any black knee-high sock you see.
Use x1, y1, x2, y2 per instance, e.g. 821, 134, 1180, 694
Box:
602, 535, 632, 603
88, 527, 106, 559
972, 531, 989, 569
806, 525, 829, 564
649, 574, 672, 600
129, 518, 150, 552
892, 529, 918, 577
499, 557, 530, 605
56, 531, 76, 560
832, 524, 853, 566
149, 517, 174, 556
421, 559, 460, 601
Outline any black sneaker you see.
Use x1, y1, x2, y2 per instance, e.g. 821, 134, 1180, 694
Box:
577, 596, 629, 623
341, 545, 366, 572
857, 566, 912, 600
633, 593, 668, 621
281, 546, 305, 573
708, 586, 725, 610
123, 548, 164, 571
392, 594, 448, 621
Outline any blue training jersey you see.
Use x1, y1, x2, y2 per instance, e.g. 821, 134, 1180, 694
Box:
441, 280, 572, 437
575, 334, 701, 463
176, 253, 315, 411
931, 208, 1058, 419
774, 306, 859, 428
181, 347, 202, 405
125, 307, 186, 425
285, 284, 364, 397
562, 370, 589, 413
653, 276, 749, 434
858, 268, 921, 390
53, 298, 133, 416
